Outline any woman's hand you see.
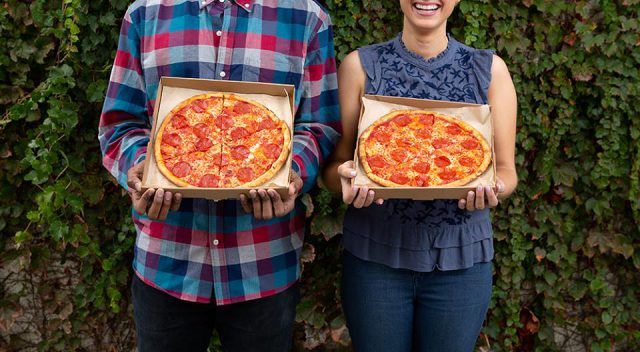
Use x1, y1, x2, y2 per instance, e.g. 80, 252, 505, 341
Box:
338, 161, 384, 208
457, 178, 505, 211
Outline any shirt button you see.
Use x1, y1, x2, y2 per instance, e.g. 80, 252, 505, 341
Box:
216, 30, 222, 37
213, 239, 219, 246
201, 0, 206, 4
219, 71, 226, 78
218, 0, 224, 2
244, 3, 249, 8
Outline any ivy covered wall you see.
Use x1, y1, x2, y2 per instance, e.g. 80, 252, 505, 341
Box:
1, 0, 639, 351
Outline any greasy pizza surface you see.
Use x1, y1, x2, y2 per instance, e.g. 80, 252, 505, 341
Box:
358, 110, 491, 187
154, 93, 290, 188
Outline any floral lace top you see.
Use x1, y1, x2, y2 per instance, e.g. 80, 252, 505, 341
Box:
343, 34, 495, 271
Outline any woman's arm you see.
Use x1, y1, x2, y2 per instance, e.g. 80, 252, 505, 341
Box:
489, 54, 518, 198
321, 51, 381, 207
458, 54, 518, 210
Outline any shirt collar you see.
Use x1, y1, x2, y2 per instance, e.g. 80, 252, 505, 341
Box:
199, 0, 253, 12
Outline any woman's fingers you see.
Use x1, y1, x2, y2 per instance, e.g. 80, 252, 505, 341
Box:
486, 186, 499, 207
352, 187, 369, 208
465, 191, 475, 211
475, 185, 485, 209
363, 190, 376, 207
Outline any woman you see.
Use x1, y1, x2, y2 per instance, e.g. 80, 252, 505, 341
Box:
322, 1, 518, 351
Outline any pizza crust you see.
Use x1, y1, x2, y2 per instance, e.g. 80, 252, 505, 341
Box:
359, 109, 492, 187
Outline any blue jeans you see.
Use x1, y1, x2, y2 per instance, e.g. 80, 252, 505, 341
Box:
341, 251, 492, 352
131, 274, 299, 352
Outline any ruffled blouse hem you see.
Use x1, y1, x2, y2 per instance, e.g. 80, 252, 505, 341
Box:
343, 230, 494, 272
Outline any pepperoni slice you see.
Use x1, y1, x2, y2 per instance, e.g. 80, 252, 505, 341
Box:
191, 99, 208, 113
162, 133, 181, 147
393, 114, 411, 127
418, 114, 435, 126
262, 143, 282, 159
215, 114, 234, 129
170, 115, 189, 129
462, 138, 479, 150
390, 173, 410, 184
198, 174, 220, 188
258, 117, 276, 130
171, 161, 191, 177
367, 155, 387, 168
390, 149, 407, 162
193, 123, 211, 139
237, 167, 255, 182
412, 162, 430, 174
373, 129, 392, 142
234, 102, 253, 114
434, 156, 451, 167
431, 138, 450, 149
195, 138, 213, 152
230, 127, 250, 139
458, 156, 475, 167
446, 124, 462, 135
231, 145, 250, 160
395, 138, 413, 147
416, 128, 431, 139
220, 153, 230, 166
438, 169, 457, 181
414, 175, 430, 187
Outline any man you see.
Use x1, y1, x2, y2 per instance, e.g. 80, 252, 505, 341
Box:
98, 0, 340, 350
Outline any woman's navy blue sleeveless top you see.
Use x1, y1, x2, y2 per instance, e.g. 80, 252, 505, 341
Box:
343, 34, 495, 271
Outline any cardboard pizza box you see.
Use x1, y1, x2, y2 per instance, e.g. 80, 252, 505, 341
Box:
141, 77, 295, 200
352, 95, 496, 200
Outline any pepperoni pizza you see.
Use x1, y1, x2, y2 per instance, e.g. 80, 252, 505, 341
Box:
358, 110, 491, 187
154, 93, 291, 188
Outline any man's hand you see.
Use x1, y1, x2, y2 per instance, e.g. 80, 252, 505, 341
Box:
127, 160, 182, 221
239, 170, 304, 220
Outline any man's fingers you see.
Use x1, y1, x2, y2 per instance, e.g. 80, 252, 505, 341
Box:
466, 191, 475, 211
170, 193, 183, 211
133, 188, 155, 215
127, 161, 145, 192
269, 190, 285, 217
240, 194, 252, 213
157, 191, 173, 221
258, 190, 273, 220
486, 186, 499, 207
250, 190, 262, 220
458, 198, 466, 209
147, 189, 164, 219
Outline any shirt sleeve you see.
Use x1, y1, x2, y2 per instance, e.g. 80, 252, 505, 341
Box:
98, 7, 150, 191
291, 14, 341, 194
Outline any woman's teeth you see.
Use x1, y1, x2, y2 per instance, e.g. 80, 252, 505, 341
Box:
414, 4, 440, 11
